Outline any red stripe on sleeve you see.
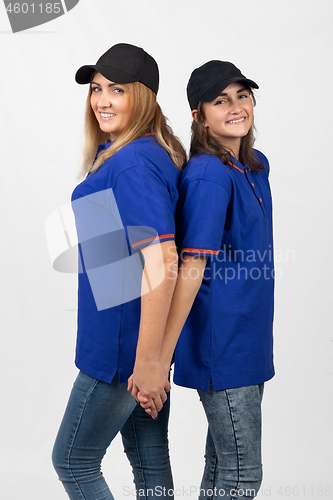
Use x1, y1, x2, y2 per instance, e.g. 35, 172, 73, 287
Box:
132, 234, 175, 248
182, 248, 219, 255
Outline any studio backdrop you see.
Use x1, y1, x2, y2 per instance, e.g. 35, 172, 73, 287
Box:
0, 1, 332, 499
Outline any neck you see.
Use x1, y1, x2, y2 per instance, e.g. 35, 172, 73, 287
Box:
227, 146, 240, 162
223, 142, 240, 163
213, 136, 241, 162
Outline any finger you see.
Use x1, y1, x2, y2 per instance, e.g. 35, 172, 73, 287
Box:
137, 391, 149, 404
160, 390, 168, 404
127, 376, 133, 392
145, 408, 159, 419
131, 385, 139, 400
164, 380, 171, 392
152, 396, 164, 413
148, 401, 158, 420
140, 400, 153, 409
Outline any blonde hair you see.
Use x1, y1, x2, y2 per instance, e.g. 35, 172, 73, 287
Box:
81, 81, 186, 176
190, 91, 264, 172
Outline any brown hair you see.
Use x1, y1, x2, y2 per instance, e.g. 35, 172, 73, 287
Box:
81, 80, 186, 176
189, 90, 264, 172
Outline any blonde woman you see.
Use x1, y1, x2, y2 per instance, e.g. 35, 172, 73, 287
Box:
52, 43, 186, 500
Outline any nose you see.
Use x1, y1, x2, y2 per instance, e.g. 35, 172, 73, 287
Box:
229, 98, 241, 114
97, 91, 111, 108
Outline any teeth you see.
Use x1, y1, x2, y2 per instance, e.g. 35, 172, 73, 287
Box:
101, 113, 115, 118
228, 118, 245, 124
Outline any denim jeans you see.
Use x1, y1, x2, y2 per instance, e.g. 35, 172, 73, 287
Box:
52, 371, 173, 500
197, 384, 264, 499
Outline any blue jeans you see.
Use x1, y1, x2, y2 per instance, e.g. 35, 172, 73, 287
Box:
52, 371, 173, 500
198, 384, 264, 499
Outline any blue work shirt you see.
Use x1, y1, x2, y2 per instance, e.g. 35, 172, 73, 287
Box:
71, 136, 181, 384
173, 150, 275, 391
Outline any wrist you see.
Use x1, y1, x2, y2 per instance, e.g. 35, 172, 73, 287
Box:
134, 357, 161, 370
160, 350, 173, 369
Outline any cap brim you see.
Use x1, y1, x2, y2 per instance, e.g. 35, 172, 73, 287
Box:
75, 64, 138, 85
199, 77, 259, 105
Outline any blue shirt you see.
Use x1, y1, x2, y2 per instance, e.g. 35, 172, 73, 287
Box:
173, 150, 275, 391
71, 136, 181, 384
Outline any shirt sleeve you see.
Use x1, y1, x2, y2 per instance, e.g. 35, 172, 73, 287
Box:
113, 164, 176, 250
181, 179, 231, 256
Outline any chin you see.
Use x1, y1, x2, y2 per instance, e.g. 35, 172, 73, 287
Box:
100, 125, 114, 134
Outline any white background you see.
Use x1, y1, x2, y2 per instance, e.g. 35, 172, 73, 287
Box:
0, 0, 332, 498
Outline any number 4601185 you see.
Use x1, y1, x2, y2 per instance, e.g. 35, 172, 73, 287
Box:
6, 3, 62, 14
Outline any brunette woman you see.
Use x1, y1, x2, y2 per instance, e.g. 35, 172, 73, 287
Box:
150, 60, 274, 499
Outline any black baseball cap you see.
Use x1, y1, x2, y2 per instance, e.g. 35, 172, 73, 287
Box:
187, 60, 258, 110
75, 43, 159, 94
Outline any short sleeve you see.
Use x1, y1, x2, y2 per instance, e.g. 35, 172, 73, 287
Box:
181, 179, 230, 256
113, 164, 176, 249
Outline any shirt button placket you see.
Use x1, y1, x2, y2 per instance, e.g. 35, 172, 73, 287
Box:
245, 170, 266, 217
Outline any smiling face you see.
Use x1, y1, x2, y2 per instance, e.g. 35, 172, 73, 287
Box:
194, 82, 254, 158
90, 72, 134, 141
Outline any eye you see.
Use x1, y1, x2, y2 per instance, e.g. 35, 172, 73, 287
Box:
215, 99, 227, 105
239, 93, 250, 99
91, 86, 101, 92
113, 87, 125, 94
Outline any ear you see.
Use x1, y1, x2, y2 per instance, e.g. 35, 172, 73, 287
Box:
192, 109, 200, 123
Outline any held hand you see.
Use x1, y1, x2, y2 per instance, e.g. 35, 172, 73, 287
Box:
131, 360, 171, 419
139, 362, 172, 416
127, 374, 149, 405
140, 397, 158, 419
128, 387, 157, 419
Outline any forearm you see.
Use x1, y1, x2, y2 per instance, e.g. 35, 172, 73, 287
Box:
130, 241, 177, 410
160, 256, 208, 369
134, 240, 178, 366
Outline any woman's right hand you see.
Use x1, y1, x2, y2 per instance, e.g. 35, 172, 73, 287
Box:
130, 363, 171, 418
129, 360, 171, 419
